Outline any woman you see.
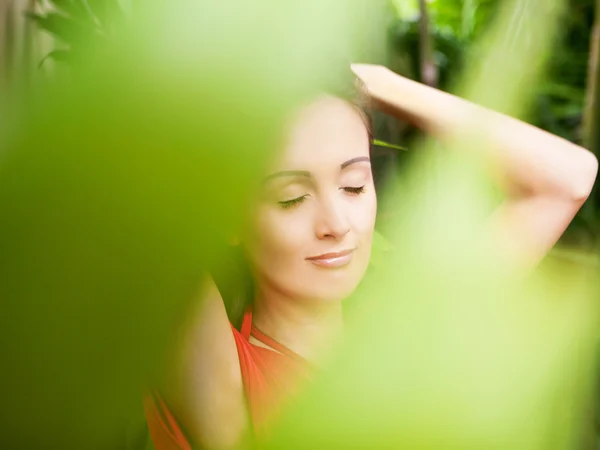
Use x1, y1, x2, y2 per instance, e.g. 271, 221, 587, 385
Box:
144, 64, 598, 449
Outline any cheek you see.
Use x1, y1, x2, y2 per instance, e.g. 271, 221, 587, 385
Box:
350, 191, 377, 240
245, 206, 310, 270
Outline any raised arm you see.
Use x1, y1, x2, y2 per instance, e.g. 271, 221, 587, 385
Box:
352, 64, 598, 269
159, 276, 249, 449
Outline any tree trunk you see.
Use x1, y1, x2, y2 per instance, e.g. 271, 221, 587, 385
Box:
417, 0, 438, 87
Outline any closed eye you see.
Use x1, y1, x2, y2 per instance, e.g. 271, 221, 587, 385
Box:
342, 186, 365, 195
278, 195, 309, 209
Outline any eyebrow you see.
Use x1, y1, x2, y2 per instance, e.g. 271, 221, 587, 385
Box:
340, 156, 370, 169
263, 157, 371, 184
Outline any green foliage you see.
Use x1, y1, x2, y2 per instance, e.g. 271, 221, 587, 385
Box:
27, 0, 125, 66
427, 0, 497, 41
532, 0, 594, 143
4, 2, 390, 448
388, 18, 465, 87
388, 0, 594, 144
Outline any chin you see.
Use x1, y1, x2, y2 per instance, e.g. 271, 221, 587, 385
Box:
301, 278, 362, 303
286, 259, 370, 302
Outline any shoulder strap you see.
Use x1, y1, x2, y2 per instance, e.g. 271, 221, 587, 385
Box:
250, 325, 309, 365
240, 309, 253, 340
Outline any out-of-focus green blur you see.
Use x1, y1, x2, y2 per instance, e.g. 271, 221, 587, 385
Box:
0, 0, 598, 449
0, 1, 388, 448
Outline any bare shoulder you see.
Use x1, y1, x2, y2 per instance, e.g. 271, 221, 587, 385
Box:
159, 276, 249, 448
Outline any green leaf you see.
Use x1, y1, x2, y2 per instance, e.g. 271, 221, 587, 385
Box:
538, 82, 584, 102
86, 0, 125, 29
38, 50, 72, 69
371, 139, 407, 151
48, 0, 88, 21
27, 12, 77, 44
27, 11, 98, 45
369, 230, 392, 269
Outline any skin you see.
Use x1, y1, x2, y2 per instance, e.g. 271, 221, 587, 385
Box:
159, 65, 599, 449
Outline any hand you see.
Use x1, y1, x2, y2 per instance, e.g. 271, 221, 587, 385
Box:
351, 63, 400, 103
351, 63, 425, 126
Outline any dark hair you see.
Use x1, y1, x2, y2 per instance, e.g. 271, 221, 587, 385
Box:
211, 244, 255, 329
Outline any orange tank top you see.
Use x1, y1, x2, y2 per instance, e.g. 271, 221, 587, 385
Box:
144, 311, 310, 449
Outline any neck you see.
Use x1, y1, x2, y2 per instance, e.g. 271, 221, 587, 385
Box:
251, 283, 344, 364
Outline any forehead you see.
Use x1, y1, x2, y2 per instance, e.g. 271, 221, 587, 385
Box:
270, 95, 370, 172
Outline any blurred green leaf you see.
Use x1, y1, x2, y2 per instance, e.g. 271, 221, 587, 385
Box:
369, 230, 392, 269
37, 50, 72, 68
27, 11, 96, 44
49, 0, 90, 21
87, 0, 126, 30
538, 82, 584, 102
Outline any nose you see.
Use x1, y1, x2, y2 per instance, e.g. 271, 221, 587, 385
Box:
315, 198, 350, 241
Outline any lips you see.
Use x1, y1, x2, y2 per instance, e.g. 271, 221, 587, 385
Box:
306, 249, 355, 268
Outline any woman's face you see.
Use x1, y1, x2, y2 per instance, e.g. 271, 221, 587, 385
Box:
243, 95, 377, 302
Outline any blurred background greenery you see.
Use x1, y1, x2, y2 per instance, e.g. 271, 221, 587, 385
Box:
1, 0, 600, 449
